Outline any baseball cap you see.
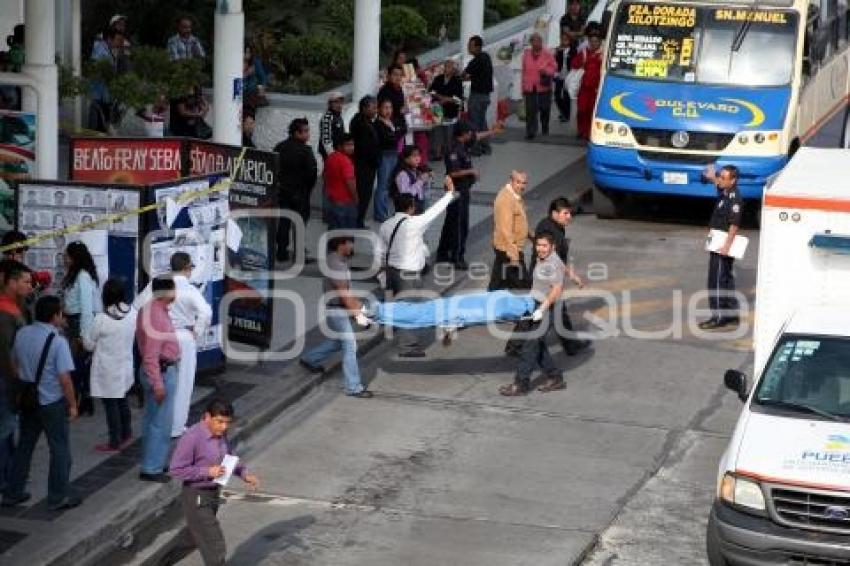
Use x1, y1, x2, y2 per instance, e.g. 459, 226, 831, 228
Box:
110, 14, 127, 27
327, 91, 345, 102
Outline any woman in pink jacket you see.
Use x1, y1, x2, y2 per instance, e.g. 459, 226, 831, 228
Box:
521, 32, 558, 140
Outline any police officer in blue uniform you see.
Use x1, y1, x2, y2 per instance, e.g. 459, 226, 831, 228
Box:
436, 121, 501, 269
699, 164, 743, 329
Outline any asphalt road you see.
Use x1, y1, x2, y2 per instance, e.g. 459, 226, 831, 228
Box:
170, 174, 757, 566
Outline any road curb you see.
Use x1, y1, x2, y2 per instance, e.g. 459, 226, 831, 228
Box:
57, 153, 588, 566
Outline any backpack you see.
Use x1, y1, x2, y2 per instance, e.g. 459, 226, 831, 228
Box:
390, 168, 417, 200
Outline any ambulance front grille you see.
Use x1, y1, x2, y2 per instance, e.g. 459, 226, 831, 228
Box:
770, 486, 850, 534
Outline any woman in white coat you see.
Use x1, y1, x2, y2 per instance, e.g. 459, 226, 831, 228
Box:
84, 278, 138, 452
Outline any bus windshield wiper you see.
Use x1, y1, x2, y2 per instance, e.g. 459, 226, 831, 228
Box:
731, 3, 760, 52
757, 398, 845, 421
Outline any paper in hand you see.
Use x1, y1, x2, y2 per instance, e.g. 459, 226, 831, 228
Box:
214, 454, 239, 486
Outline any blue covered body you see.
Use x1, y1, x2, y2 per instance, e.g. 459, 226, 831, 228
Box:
373, 290, 535, 329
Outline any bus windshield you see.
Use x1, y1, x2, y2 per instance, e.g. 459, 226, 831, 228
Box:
608, 2, 799, 86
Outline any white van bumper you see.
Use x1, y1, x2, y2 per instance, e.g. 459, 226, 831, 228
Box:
708, 501, 850, 565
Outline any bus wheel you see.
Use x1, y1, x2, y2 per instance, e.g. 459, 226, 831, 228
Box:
593, 185, 622, 219
840, 106, 850, 148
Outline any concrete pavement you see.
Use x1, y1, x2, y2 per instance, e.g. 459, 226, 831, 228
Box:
0, 118, 592, 565
164, 142, 757, 563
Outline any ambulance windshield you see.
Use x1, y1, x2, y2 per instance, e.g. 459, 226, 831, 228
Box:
754, 337, 850, 421
608, 2, 798, 86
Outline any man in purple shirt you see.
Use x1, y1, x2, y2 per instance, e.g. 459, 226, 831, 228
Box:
170, 398, 259, 565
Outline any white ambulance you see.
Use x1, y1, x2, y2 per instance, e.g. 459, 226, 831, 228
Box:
708, 148, 850, 564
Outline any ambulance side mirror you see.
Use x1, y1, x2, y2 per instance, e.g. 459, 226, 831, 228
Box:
724, 369, 749, 402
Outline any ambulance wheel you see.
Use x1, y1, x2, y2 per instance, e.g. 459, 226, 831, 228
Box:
593, 185, 622, 219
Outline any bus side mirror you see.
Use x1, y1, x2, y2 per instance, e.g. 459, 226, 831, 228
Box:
724, 369, 749, 402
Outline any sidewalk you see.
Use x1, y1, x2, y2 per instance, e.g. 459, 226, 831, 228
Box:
0, 117, 589, 565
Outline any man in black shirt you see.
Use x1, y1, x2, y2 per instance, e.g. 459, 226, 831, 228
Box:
274, 118, 318, 263
429, 59, 464, 161
377, 65, 408, 137
463, 36, 494, 156
534, 198, 590, 354
560, 0, 587, 36
349, 95, 381, 228
699, 165, 743, 329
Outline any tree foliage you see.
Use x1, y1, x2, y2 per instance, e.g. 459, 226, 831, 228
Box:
381, 5, 429, 51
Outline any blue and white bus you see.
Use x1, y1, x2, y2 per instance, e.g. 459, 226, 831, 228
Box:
587, 0, 850, 216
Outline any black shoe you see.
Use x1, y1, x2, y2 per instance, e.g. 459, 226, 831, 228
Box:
48, 496, 82, 511
719, 316, 740, 327
435, 255, 453, 265
698, 318, 723, 330
399, 350, 426, 358
139, 472, 171, 483
524, 134, 536, 140
349, 390, 374, 398
454, 259, 468, 270
564, 339, 591, 356
276, 250, 290, 263
299, 359, 324, 374
1, 492, 31, 507
480, 145, 492, 155
303, 252, 316, 264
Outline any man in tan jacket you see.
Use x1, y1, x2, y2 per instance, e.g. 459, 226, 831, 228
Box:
488, 170, 533, 290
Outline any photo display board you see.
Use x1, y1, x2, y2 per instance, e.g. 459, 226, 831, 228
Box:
145, 175, 226, 372
188, 141, 279, 349
1, 110, 36, 236
15, 181, 143, 300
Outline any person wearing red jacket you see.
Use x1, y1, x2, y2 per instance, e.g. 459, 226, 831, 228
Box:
521, 33, 558, 140
572, 27, 604, 140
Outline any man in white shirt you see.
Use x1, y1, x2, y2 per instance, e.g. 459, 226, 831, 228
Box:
376, 176, 456, 357
135, 252, 212, 437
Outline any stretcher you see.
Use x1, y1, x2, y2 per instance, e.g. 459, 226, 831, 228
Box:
367, 290, 535, 343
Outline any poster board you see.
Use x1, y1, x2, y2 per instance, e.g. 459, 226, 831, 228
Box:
15, 180, 144, 300
187, 141, 278, 349
144, 175, 226, 372
0, 110, 36, 236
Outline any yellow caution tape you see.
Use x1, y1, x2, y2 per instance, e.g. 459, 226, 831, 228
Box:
0, 147, 247, 254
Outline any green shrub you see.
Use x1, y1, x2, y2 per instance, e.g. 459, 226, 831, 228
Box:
488, 0, 525, 19
276, 34, 351, 80
381, 5, 428, 50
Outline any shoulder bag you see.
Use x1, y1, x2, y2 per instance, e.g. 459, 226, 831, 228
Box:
15, 332, 55, 414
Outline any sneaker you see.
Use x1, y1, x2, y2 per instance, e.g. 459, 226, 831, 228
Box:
564, 339, 592, 356
94, 443, 119, 453
48, 496, 82, 511
1, 492, 31, 507
348, 390, 374, 399
698, 318, 723, 330
276, 250, 290, 263
454, 259, 468, 270
398, 350, 426, 358
139, 472, 171, 483
299, 359, 324, 374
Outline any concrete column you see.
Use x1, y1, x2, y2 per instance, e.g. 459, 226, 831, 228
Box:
212, 0, 244, 146
24, 0, 58, 179
352, 0, 381, 103
546, 0, 565, 47
71, 0, 82, 128
460, 0, 485, 64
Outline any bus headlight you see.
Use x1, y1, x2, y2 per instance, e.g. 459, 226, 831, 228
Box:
738, 134, 749, 144
604, 123, 615, 134
720, 473, 766, 513
617, 125, 629, 137
754, 133, 765, 144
